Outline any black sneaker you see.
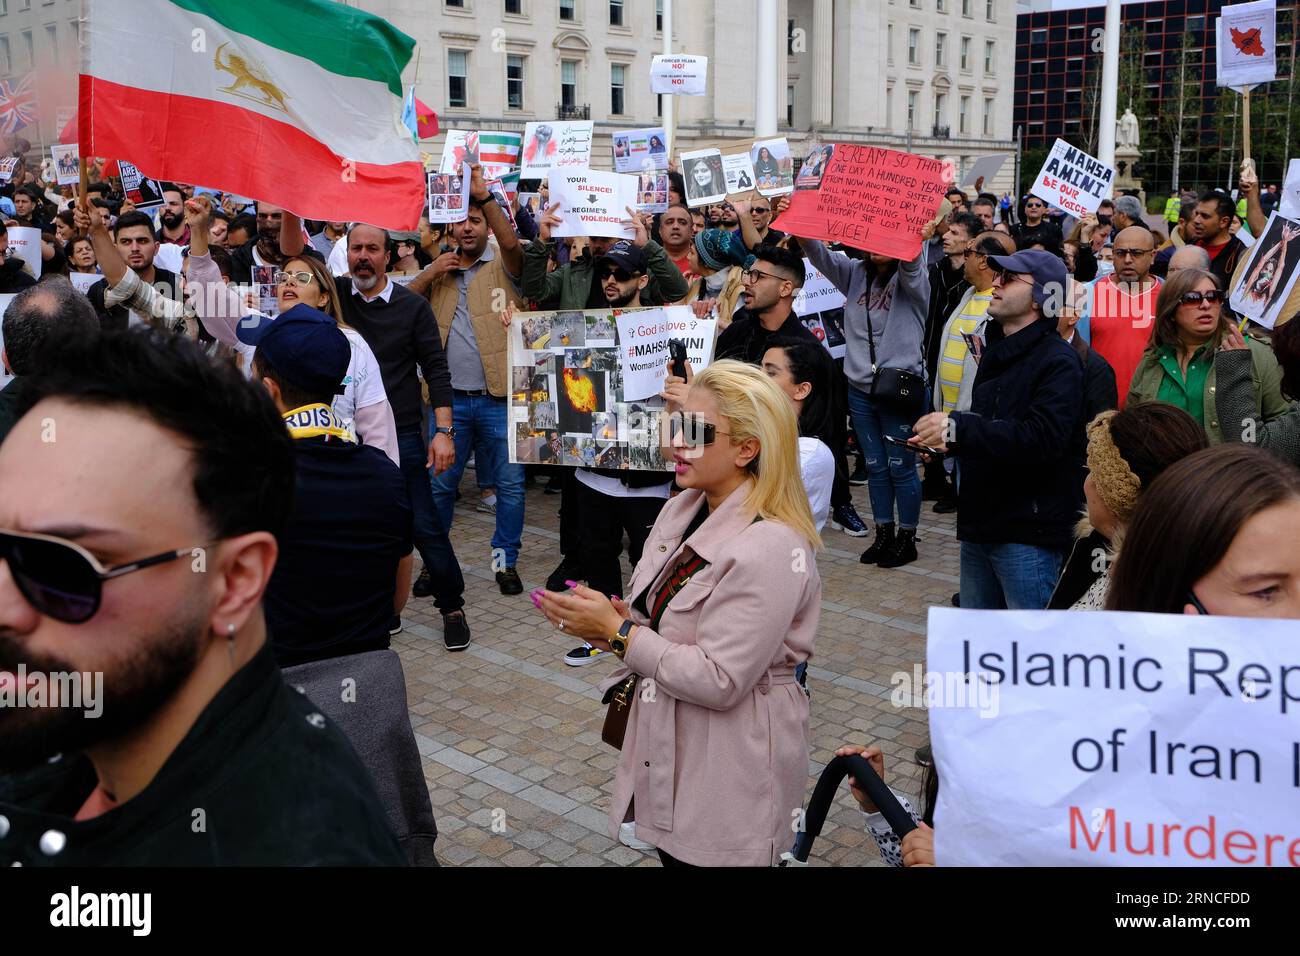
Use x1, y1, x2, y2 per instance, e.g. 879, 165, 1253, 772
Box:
951, 592, 960, 607
932, 494, 957, 514
878, 527, 918, 568
564, 644, 605, 667
848, 459, 869, 486
412, 567, 432, 597
388, 616, 403, 636
496, 567, 524, 595
442, 611, 470, 651
546, 557, 584, 592
859, 523, 896, 564
544, 476, 563, 495
830, 503, 870, 537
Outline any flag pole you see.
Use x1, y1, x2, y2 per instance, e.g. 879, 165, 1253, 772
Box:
1242, 88, 1252, 164
78, 156, 89, 211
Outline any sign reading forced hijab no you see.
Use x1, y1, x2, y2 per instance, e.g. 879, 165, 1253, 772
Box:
771, 144, 948, 260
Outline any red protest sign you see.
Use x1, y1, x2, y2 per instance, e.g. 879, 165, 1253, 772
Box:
771, 144, 949, 260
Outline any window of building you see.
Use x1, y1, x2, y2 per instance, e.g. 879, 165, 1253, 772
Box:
984, 39, 994, 73
937, 0, 946, 11
908, 28, 919, 65
936, 32, 946, 68
445, 0, 463, 6
984, 96, 994, 135
907, 89, 918, 130
561, 59, 578, 109
560, 0, 575, 21
506, 53, 525, 109
20, 28, 31, 69
1031, 28, 1047, 45
886, 86, 894, 127
656, 0, 663, 33
1030, 59, 1046, 76
505, 0, 522, 14
1068, 24, 1085, 41
960, 36, 971, 71
985, 0, 995, 20
611, 62, 626, 114
1188, 16, 1204, 32
787, 85, 795, 127
0, 37, 9, 74
934, 91, 946, 128
787, 18, 796, 56
609, 0, 623, 27
888, 25, 894, 65
1029, 90, 1045, 105
962, 0, 972, 15
959, 94, 969, 133
910, 0, 920, 8
448, 50, 468, 107
44, 21, 55, 60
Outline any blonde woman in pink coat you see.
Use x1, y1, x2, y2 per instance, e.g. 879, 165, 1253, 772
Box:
535, 360, 822, 866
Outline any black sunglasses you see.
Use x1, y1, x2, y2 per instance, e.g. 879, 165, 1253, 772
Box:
598, 267, 635, 283
1179, 290, 1226, 306
665, 411, 729, 447
0, 530, 199, 624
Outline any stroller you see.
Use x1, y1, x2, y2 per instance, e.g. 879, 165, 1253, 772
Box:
779, 754, 918, 867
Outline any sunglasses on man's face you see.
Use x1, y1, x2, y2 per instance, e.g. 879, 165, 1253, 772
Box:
1179, 290, 1226, 306
598, 267, 635, 283
0, 530, 199, 624
665, 411, 730, 447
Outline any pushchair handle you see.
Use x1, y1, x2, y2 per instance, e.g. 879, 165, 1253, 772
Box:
788, 753, 918, 864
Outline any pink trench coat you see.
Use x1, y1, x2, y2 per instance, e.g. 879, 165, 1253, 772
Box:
601, 486, 822, 866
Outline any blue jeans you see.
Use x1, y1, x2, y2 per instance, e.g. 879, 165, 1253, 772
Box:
846, 386, 922, 529
397, 423, 465, 614
429, 394, 525, 567
959, 541, 1066, 610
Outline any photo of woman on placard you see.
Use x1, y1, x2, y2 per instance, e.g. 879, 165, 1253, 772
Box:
753, 145, 779, 186
649, 134, 666, 154
796, 145, 834, 191
683, 154, 726, 206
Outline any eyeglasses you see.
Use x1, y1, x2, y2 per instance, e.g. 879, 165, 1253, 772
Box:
742, 267, 784, 284
1113, 247, 1153, 260
752, 207, 771, 215
991, 270, 1035, 288
598, 267, 635, 283
1025, 202, 1045, 210
274, 270, 315, 286
0, 529, 201, 624
1179, 290, 1226, 306
666, 411, 730, 447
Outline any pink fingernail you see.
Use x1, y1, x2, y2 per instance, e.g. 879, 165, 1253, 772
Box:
613, 595, 622, 602
565, 580, 579, 587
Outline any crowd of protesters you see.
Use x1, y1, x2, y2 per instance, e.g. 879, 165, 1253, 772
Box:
2, 130, 1300, 870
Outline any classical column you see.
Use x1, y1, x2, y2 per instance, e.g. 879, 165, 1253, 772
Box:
811, 0, 833, 127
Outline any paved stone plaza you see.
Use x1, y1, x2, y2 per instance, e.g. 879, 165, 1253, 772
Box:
396, 468, 957, 866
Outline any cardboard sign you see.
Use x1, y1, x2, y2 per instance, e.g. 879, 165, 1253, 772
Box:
427, 164, 470, 224
680, 149, 727, 207
613, 127, 669, 174
118, 161, 166, 210
751, 138, 795, 196
51, 143, 80, 186
1217, 0, 1277, 88
722, 153, 757, 195
0, 157, 20, 185
6, 227, 41, 281
650, 55, 708, 96
521, 121, 594, 180
1229, 212, 1300, 329
961, 152, 1009, 189
633, 172, 670, 214
548, 168, 638, 240
770, 144, 948, 260
928, 607, 1300, 866
793, 258, 847, 317
1279, 158, 1300, 218
508, 307, 716, 468
1030, 139, 1114, 217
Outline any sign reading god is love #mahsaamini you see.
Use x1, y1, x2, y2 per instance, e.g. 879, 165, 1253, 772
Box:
927, 607, 1300, 867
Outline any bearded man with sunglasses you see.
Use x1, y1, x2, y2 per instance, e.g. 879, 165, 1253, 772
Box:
0, 330, 403, 866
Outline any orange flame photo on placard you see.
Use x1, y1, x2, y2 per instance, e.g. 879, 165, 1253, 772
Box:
562, 368, 598, 413
556, 368, 606, 433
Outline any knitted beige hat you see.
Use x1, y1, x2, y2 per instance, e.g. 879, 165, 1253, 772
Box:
1085, 410, 1142, 524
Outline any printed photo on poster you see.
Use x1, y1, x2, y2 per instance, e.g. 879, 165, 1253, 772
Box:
681, 150, 727, 207
613, 127, 669, 174
721, 153, 756, 195
750, 139, 795, 196
427, 165, 471, 224
51, 143, 81, 186
636, 172, 670, 214
795, 145, 835, 191
521, 121, 594, 179
1229, 212, 1300, 329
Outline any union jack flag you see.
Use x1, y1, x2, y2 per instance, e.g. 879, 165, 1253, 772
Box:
0, 75, 36, 136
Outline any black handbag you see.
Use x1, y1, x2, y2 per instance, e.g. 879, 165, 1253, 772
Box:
864, 301, 926, 411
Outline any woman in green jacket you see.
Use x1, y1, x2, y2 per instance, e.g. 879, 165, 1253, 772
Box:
1126, 268, 1288, 443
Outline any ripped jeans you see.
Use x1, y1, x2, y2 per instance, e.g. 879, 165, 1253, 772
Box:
846, 385, 922, 530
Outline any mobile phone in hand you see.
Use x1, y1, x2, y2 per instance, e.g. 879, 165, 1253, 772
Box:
883, 433, 943, 457
668, 338, 688, 380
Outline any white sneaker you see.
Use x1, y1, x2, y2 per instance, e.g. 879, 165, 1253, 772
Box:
476, 495, 497, 514
619, 821, 653, 851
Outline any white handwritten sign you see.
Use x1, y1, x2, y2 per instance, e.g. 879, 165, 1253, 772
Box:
1030, 139, 1114, 217
650, 55, 708, 96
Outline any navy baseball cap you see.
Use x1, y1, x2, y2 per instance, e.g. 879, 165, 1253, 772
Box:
988, 249, 1068, 309
237, 304, 349, 397
595, 240, 646, 275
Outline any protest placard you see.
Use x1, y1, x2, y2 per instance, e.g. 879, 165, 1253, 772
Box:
1280, 158, 1300, 217
6, 227, 42, 281
521, 121, 594, 179
927, 607, 1300, 866
1229, 212, 1300, 328
68, 271, 102, 294
634, 171, 670, 214
1029, 139, 1114, 217
650, 55, 708, 96
1217, 0, 1277, 88
251, 265, 279, 317
0, 157, 18, 185
722, 153, 757, 195
548, 168, 638, 240
793, 259, 847, 317
751, 138, 795, 196
680, 149, 727, 207
0, 294, 16, 388
427, 164, 470, 224
508, 307, 716, 468
800, 312, 847, 360
118, 161, 166, 210
613, 127, 669, 174
961, 153, 1008, 189
51, 143, 81, 186
770, 144, 948, 260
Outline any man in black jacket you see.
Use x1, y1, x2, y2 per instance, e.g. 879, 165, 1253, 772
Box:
912, 249, 1085, 610
0, 330, 403, 865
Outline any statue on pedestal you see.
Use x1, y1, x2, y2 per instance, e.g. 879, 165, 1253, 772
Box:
1117, 108, 1140, 151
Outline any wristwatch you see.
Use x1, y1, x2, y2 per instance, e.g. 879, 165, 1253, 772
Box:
610, 620, 637, 659
435, 426, 456, 439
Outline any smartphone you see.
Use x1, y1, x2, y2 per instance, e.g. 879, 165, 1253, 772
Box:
884, 434, 943, 456
668, 338, 688, 380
